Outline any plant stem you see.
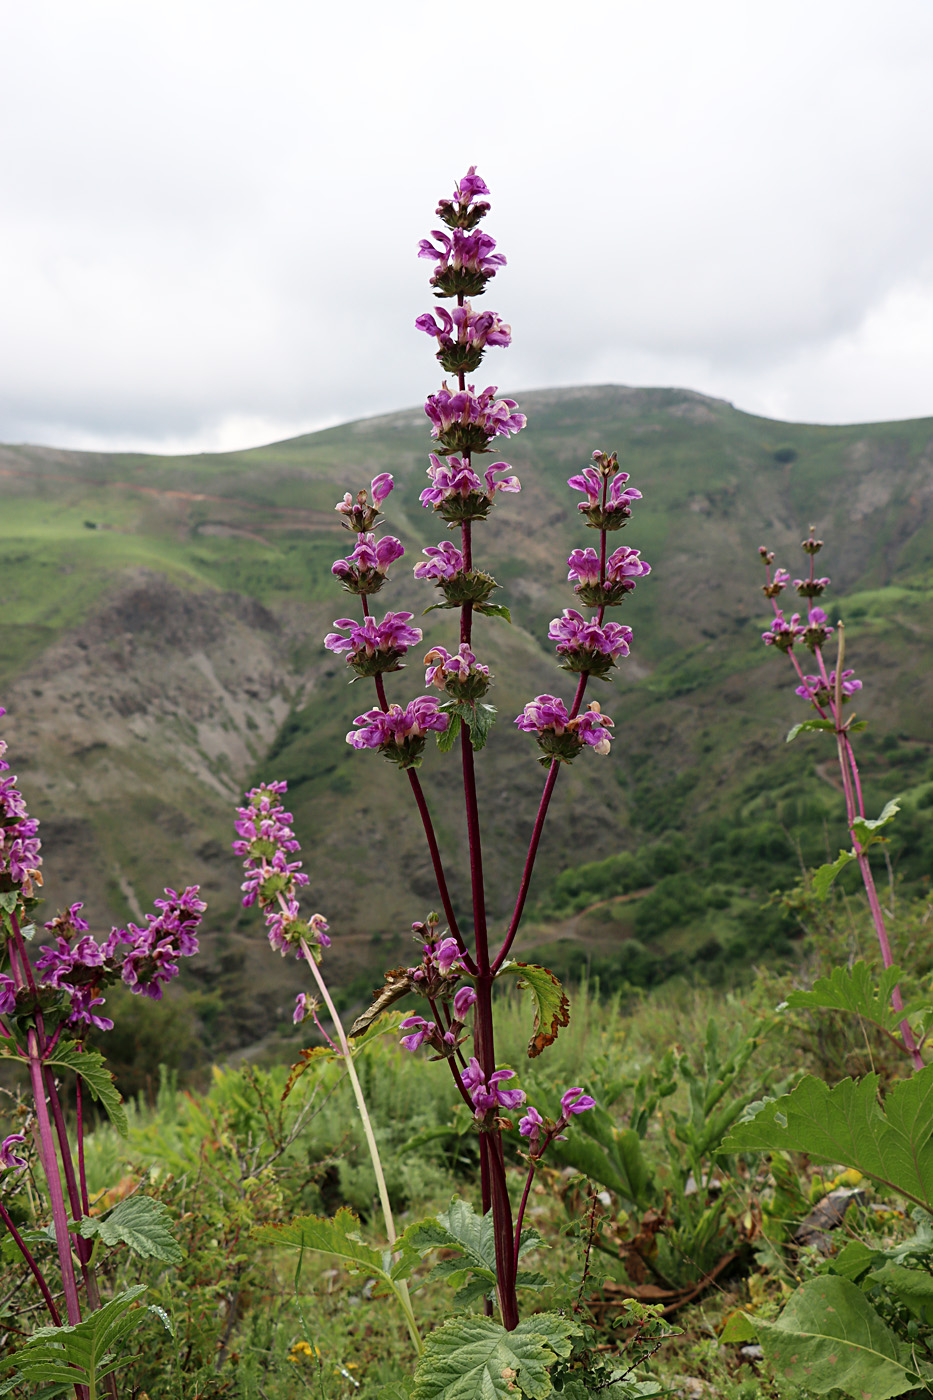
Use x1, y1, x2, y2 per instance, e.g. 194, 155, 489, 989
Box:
0, 1195, 61, 1324
296, 936, 422, 1354
513, 1160, 536, 1270
26, 1029, 82, 1325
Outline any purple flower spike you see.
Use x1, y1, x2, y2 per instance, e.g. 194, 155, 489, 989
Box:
434, 166, 492, 231
1, 1133, 27, 1173
516, 697, 614, 765
0, 708, 43, 898
794, 573, 831, 599
119, 887, 206, 1000
346, 696, 449, 770
424, 384, 526, 457
324, 612, 423, 678
567, 545, 650, 607
234, 782, 331, 961
548, 609, 633, 678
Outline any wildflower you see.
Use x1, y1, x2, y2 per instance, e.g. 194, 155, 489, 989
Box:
560, 1087, 596, 1116
568, 456, 643, 531
762, 567, 791, 600
794, 573, 830, 598
119, 887, 206, 999
0, 1133, 27, 1173
399, 1015, 437, 1052
803, 606, 834, 651
420, 453, 520, 524
567, 545, 650, 606
761, 611, 804, 652
234, 784, 332, 958
0, 710, 42, 898
424, 384, 525, 457
335, 475, 394, 533
515, 696, 614, 764
414, 540, 501, 608
415, 303, 512, 374
43, 903, 90, 939
324, 613, 423, 677
434, 166, 492, 229
460, 1057, 526, 1119
424, 644, 491, 701
293, 991, 314, 1026
548, 609, 632, 678
346, 697, 449, 769
795, 670, 862, 709
518, 1106, 544, 1149
453, 985, 477, 1020
418, 228, 506, 299
331, 533, 405, 595
0, 974, 15, 1015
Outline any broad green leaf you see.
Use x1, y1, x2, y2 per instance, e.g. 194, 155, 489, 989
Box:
720, 1311, 758, 1343
410, 1312, 580, 1400
866, 1261, 933, 1324
784, 962, 918, 1034
253, 1207, 392, 1278
0, 891, 21, 913
398, 1198, 542, 1295
474, 602, 511, 623
44, 1042, 127, 1137
78, 1194, 183, 1264
497, 963, 570, 1057
786, 718, 837, 742
812, 849, 856, 900
723, 1067, 933, 1214
16, 1285, 148, 1391
833, 1239, 880, 1281
437, 712, 462, 753
756, 1276, 925, 1399
437, 701, 497, 752
853, 799, 901, 849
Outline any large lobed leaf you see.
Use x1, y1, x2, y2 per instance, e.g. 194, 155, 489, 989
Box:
723, 1066, 933, 1213
13, 1285, 148, 1390
756, 1276, 928, 1399
253, 1207, 393, 1279
410, 1313, 580, 1400
79, 1194, 183, 1264
784, 961, 927, 1035
44, 1042, 128, 1137
497, 963, 570, 1058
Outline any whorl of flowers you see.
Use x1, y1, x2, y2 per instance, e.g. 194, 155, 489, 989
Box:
418, 229, 506, 299
413, 540, 464, 582
324, 612, 423, 677
567, 545, 651, 606
346, 697, 449, 770
519, 1087, 597, 1157
117, 887, 205, 1001
424, 644, 491, 701
796, 670, 863, 709
515, 696, 614, 765
434, 165, 491, 229
0, 708, 42, 898
234, 783, 329, 958
331, 532, 405, 595
460, 1058, 526, 1120
424, 384, 526, 457
420, 453, 521, 524
761, 611, 805, 652
548, 609, 633, 678
415, 303, 511, 375
414, 539, 501, 609
568, 452, 643, 531
335, 474, 394, 533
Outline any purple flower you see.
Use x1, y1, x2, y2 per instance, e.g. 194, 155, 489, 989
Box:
453, 985, 477, 1021
0, 1133, 27, 1173
518, 1106, 544, 1148
0, 974, 15, 1015
399, 1015, 437, 1052
420, 453, 521, 523
516, 697, 614, 764
416, 302, 512, 373
0, 710, 42, 898
418, 228, 506, 297
434, 166, 492, 229
566, 545, 650, 606
460, 1057, 526, 1119
794, 574, 830, 598
346, 697, 449, 769
434, 937, 464, 976
119, 887, 206, 1000
803, 607, 834, 651
795, 670, 862, 708
324, 612, 423, 677
44, 903, 90, 940
560, 1087, 596, 1117
234, 783, 333, 959
424, 384, 526, 456
335, 475, 394, 532
761, 611, 805, 652
548, 609, 632, 677
332, 533, 405, 595
568, 460, 643, 530
424, 644, 491, 700
413, 541, 465, 582
293, 992, 313, 1026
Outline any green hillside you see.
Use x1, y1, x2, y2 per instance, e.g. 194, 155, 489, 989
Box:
2, 385, 931, 1052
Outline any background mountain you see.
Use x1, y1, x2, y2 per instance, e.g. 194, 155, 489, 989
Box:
2, 385, 932, 1060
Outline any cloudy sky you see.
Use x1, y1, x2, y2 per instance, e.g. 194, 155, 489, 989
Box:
3, 0, 933, 454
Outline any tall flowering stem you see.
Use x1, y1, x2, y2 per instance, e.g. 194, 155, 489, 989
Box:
281, 168, 648, 1332
759, 537, 923, 1070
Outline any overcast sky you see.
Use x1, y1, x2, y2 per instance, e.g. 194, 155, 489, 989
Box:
3, 0, 933, 454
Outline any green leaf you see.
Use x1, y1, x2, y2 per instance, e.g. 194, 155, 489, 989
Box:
786, 718, 838, 742
497, 963, 570, 1057
812, 849, 856, 900
866, 1261, 933, 1324
784, 962, 916, 1034
832, 1239, 880, 1281
397, 1198, 542, 1298
720, 1311, 758, 1343
253, 1207, 392, 1278
78, 1194, 183, 1264
15, 1285, 148, 1391
723, 1066, 933, 1214
853, 799, 901, 849
437, 713, 462, 753
0, 891, 21, 913
474, 602, 511, 623
756, 1276, 925, 1399
44, 1042, 127, 1137
410, 1312, 581, 1400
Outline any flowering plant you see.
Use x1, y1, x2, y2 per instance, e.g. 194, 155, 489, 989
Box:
235, 166, 651, 1371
